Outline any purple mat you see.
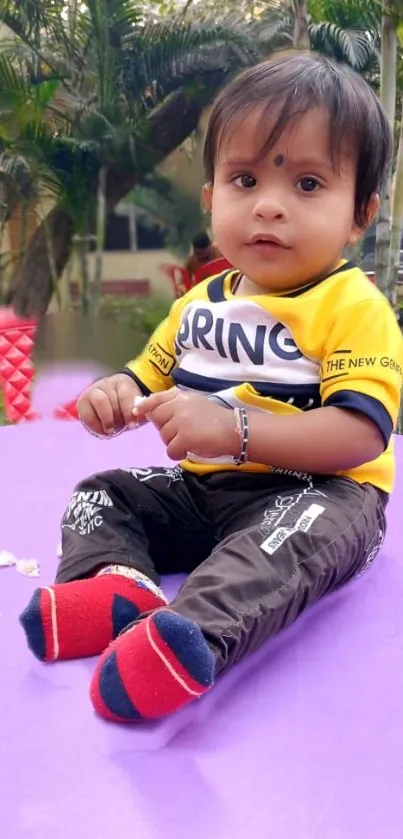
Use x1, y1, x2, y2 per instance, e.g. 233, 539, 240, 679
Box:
1, 404, 403, 837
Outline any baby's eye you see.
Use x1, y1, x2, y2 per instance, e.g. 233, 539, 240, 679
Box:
298, 177, 321, 193
233, 173, 257, 188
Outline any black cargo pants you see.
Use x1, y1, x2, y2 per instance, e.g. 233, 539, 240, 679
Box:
56, 465, 387, 674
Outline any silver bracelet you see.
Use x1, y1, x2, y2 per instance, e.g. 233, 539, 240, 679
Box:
233, 407, 249, 465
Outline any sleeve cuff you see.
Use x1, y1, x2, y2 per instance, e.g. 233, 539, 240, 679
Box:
323, 389, 393, 449
119, 368, 152, 396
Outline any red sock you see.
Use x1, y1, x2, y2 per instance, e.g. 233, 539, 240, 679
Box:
90, 609, 215, 722
19, 570, 167, 661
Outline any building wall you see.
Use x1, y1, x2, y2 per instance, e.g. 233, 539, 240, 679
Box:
57, 249, 177, 307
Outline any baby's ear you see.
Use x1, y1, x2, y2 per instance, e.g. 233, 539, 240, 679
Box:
347, 193, 380, 245
365, 193, 380, 227
360, 193, 380, 232
202, 182, 213, 212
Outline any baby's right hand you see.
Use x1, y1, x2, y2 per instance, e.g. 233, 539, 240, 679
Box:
77, 373, 142, 437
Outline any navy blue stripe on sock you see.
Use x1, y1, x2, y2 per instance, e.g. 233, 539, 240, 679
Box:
99, 651, 143, 720
153, 611, 215, 688
112, 595, 141, 638
19, 589, 47, 661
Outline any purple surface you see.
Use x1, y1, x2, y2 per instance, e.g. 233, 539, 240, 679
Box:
1, 409, 403, 837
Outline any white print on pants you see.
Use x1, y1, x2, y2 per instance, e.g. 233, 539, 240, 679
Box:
123, 466, 184, 486
62, 489, 113, 537
260, 503, 326, 555
260, 475, 327, 539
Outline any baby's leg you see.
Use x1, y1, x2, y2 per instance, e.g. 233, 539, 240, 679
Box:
90, 475, 386, 721
20, 467, 214, 661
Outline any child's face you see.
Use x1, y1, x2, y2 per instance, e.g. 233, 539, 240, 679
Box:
203, 107, 371, 294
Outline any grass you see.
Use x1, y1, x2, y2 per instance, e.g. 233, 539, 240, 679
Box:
99, 294, 171, 339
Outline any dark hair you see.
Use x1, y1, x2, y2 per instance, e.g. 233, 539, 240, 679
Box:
192, 232, 211, 249
203, 53, 392, 226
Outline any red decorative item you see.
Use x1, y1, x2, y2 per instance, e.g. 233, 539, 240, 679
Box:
0, 308, 38, 422
53, 399, 79, 421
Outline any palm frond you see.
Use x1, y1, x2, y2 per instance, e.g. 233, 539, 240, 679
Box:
256, 13, 292, 51
0, 53, 30, 100
0, 151, 35, 223
308, 0, 382, 34
0, 54, 70, 144
309, 22, 379, 72
0, 151, 32, 188
86, 0, 144, 43
1, 0, 80, 47
120, 14, 262, 104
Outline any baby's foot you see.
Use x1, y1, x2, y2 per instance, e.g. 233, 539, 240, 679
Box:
90, 609, 215, 721
19, 566, 167, 661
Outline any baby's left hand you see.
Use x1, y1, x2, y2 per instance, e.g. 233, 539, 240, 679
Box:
134, 388, 239, 461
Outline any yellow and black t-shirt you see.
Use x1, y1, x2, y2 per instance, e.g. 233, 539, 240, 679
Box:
124, 260, 403, 493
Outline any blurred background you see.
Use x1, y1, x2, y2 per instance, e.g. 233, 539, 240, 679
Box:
0, 0, 402, 420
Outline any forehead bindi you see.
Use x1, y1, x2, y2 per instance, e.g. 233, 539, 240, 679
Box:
218, 107, 337, 171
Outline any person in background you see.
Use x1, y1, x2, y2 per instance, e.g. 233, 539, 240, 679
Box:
184, 231, 222, 278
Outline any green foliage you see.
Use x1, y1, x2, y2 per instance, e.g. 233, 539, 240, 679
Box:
308, 21, 379, 72
308, 0, 381, 31
0, 0, 272, 316
0, 0, 263, 233
154, 1, 280, 18
0, 0, 394, 318
305, 0, 380, 73
100, 293, 171, 345
0, 152, 34, 221
0, 0, 385, 231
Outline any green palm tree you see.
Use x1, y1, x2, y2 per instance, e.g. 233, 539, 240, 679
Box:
0, 0, 265, 315
181, 0, 381, 70
0, 0, 389, 315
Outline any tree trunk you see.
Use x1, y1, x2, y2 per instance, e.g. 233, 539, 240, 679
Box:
386, 114, 403, 305
91, 165, 107, 315
78, 230, 92, 316
5, 204, 74, 316
43, 206, 62, 310
292, 0, 310, 49
7, 88, 205, 317
375, 2, 397, 300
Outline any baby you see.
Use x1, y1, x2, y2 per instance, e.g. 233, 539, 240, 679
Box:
21, 53, 403, 723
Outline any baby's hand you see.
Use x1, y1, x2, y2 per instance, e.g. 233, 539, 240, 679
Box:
134, 388, 239, 461
77, 373, 142, 437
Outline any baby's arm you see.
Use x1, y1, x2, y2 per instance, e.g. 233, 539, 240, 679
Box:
246, 405, 382, 473
247, 298, 403, 474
